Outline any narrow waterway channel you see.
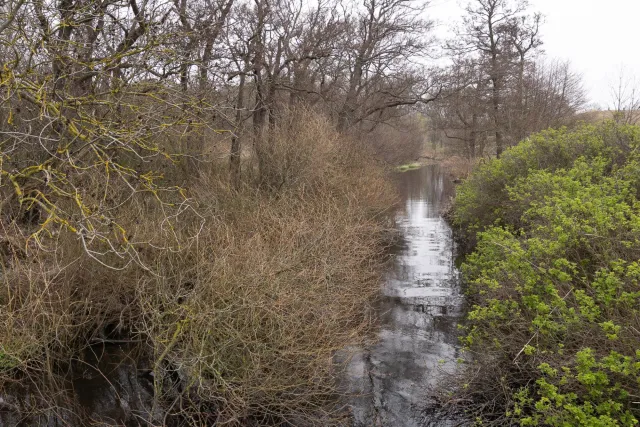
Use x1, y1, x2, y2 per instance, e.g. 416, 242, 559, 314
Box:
344, 164, 465, 427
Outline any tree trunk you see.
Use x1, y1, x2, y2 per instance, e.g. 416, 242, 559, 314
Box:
338, 56, 363, 132
251, 0, 268, 180
490, 67, 504, 157
469, 113, 478, 159
516, 55, 526, 142
253, 82, 268, 180
230, 72, 246, 188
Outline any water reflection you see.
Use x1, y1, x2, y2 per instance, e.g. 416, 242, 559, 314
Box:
345, 165, 464, 427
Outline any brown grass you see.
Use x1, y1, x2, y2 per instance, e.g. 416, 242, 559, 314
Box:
418, 145, 479, 182
573, 109, 640, 124
437, 155, 478, 181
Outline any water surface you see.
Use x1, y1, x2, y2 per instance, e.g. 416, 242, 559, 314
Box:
345, 165, 464, 426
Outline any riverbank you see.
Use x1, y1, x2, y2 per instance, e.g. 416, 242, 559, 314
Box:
0, 111, 397, 425
445, 121, 640, 425
398, 153, 477, 184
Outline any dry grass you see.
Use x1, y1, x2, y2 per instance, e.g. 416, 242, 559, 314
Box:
574, 109, 640, 124
0, 110, 395, 425
418, 146, 479, 182
437, 156, 478, 181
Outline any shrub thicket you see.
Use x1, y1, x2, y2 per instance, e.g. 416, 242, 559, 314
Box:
0, 110, 395, 425
450, 122, 640, 426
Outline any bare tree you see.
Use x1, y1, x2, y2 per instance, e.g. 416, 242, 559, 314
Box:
335, 0, 440, 132
609, 65, 640, 124
442, 0, 584, 158
448, 0, 536, 156
524, 59, 586, 130
503, 11, 542, 141
429, 60, 491, 158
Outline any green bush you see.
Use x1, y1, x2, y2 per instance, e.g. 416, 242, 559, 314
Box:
454, 121, 640, 241
452, 122, 640, 426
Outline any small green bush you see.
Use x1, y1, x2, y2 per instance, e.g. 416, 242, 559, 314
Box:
395, 162, 422, 172
452, 122, 640, 426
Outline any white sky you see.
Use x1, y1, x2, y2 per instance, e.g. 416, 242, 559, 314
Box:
427, 0, 640, 108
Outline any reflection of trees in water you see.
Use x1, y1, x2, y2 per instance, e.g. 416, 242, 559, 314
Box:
397, 165, 453, 215
348, 164, 464, 427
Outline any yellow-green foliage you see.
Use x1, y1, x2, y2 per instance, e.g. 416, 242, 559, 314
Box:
454, 121, 640, 238
454, 122, 640, 426
395, 162, 422, 172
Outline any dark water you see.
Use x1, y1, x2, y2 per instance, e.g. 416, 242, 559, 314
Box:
0, 342, 158, 426
343, 165, 465, 427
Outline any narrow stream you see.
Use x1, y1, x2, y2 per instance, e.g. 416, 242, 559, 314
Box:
344, 164, 465, 427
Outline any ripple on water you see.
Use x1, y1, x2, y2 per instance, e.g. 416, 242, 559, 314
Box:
342, 165, 466, 427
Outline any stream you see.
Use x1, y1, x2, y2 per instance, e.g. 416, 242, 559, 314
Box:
343, 164, 465, 427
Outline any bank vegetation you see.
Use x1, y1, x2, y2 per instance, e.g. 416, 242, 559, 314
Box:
448, 121, 640, 426
0, 0, 427, 422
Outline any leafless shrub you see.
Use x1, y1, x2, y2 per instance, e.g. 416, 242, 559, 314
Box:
0, 108, 395, 425
609, 66, 640, 125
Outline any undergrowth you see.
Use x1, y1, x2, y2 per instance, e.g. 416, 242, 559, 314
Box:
0, 110, 395, 425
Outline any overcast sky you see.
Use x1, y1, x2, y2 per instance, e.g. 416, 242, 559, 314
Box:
428, 0, 640, 109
